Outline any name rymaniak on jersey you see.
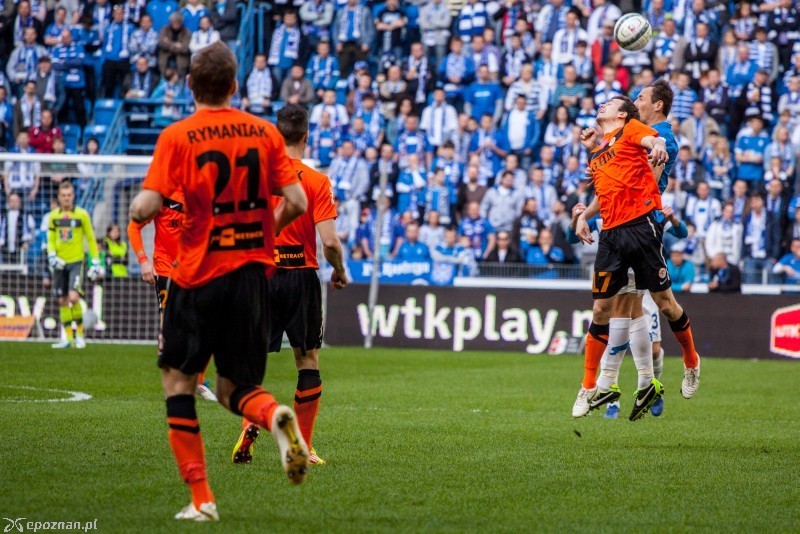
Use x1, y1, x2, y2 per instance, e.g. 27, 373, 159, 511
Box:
186, 123, 270, 144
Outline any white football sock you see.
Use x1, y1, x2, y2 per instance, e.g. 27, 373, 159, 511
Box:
630, 316, 654, 389
597, 317, 631, 392
653, 347, 664, 380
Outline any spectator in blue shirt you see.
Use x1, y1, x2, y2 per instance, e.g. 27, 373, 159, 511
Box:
331, 0, 375, 77
44, 6, 69, 47
726, 43, 759, 99
773, 239, 800, 284
734, 115, 770, 186
306, 110, 341, 168
101, 6, 134, 98
394, 222, 431, 261
51, 30, 86, 127
268, 11, 304, 91
129, 14, 159, 69
180, 0, 208, 33
146, 0, 179, 33
666, 243, 695, 292
394, 115, 429, 169
671, 72, 698, 121
458, 200, 496, 260
306, 41, 340, 100
0, 87, 14, 148
525, 228, 565, 266
6, 28, 48, 96
438, 37, 475, 105
464, 65, 503, 123
469, 114, 508, 183
151, 68, 187, 127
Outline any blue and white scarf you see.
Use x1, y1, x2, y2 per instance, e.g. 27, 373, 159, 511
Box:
132, 70, 153, 95
749, 41, 774, 74
332, 156, 359, 200
338, 6, 362, 43
105, 21, 131, 56
445, 53, 467, 81
124, 0, 144, 24
23, 46, 39, 78
268, 24, 300, 65
504, 49, 526, 81
19, 95, 41, 129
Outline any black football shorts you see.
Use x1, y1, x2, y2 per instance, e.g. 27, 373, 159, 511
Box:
593, 213, 671, 300
159, 263, 271, 386
267, 268, 323, 355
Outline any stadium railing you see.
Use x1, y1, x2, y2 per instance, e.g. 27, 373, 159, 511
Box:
236, 0, 256, 87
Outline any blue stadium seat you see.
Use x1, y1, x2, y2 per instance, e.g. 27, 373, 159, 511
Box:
93, 99, 119, 126
60, 124, 81, 153
83, 124, 108, 148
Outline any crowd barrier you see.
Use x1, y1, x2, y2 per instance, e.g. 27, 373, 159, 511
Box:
2, 273, 799, 361
324, 284, 800, 361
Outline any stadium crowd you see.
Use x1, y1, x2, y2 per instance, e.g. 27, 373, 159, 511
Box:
1, 0, 800, 286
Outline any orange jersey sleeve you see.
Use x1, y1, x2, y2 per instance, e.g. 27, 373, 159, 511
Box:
274, 160, 337, 270
621, 118, 658, 146
127, 220, 147, 261
589, 120, 661, 229
144, 109, 298, 289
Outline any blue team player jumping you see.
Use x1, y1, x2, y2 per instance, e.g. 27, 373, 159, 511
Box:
571, 80, 692, 420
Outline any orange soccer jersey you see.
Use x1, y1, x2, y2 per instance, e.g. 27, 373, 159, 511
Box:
588, 119, 662, 229
127, 194, 185, 277
273, 159, 337, 270
142, 108, 298, 289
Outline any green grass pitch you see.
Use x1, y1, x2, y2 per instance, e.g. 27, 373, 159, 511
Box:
1, 342, 798, 532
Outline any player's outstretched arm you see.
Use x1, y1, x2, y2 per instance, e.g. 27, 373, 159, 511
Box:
317, 219, 348, 291
640, 135, 669, 166
130, 190, 164, 223
274, 182, 308, 235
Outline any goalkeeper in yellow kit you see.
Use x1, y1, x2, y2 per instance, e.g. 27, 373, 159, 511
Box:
47, 181, 104, 349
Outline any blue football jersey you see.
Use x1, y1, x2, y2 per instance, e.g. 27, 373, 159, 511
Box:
652, 120, 678, 193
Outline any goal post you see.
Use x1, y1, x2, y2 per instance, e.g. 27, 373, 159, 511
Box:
0, 152, 158, 343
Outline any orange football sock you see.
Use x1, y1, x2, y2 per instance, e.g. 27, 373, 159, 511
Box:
294, 369, 322, 447
582, 322, 609, 389
231, 386, 278, 431
166, 395, 214, 508
242, 417, 255, 430
669, 312, 699, 368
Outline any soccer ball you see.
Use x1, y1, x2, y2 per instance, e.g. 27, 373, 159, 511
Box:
613, 13, 652, 51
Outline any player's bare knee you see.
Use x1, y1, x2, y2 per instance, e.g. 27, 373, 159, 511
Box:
214, 376, 236, 410
294, 348, 319, 370
611, 293, 635, 318
652, 290, 680, 320
161, 367, 196, 397
592, 299, 613, 324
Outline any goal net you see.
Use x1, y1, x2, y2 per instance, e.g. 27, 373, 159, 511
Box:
0, 152, 159, 343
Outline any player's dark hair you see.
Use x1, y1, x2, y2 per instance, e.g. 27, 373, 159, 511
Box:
276, 104, 309, 146
649, 79, 674, 117
189, 41, 237, 106
610, 96, 640, 123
